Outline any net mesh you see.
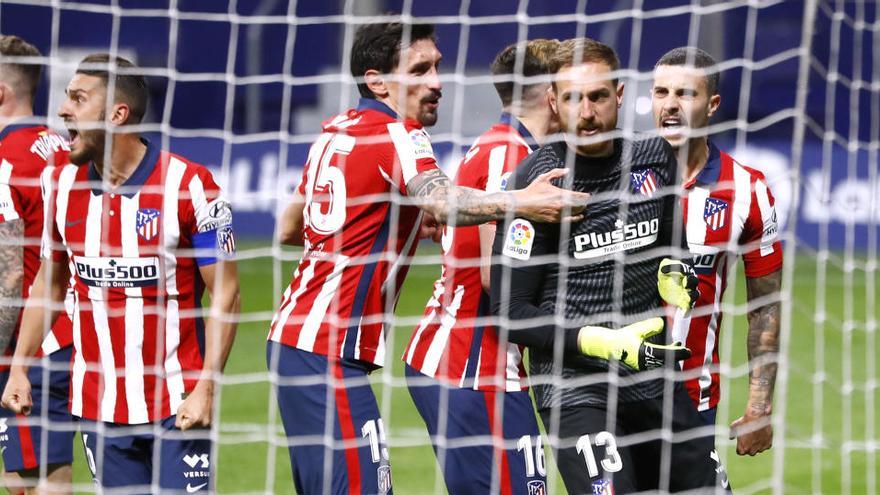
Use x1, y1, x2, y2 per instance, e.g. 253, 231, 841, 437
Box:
0, 0, 876, 493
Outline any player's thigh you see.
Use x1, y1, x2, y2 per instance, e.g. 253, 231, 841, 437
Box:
79, 420, 152, 491
539, 406, 637, 495
406, 368, 546, 494
156, 416, 213, 493
269, 343, 391, 495
665, 389, 730, 492
0, 351, 75, 474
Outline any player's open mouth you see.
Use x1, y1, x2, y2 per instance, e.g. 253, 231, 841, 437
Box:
660, 118, 685, 133
579, 127, 601, 136
68, 129, 80, 146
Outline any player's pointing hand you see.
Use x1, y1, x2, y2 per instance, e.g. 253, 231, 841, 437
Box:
514, 168, 590, 223
1, 370, 33, 415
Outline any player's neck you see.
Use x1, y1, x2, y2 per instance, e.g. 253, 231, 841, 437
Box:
92, 135, 148, 188
514, 111, 550, 145
679, 138, 710, 183
0, 104, 35, 133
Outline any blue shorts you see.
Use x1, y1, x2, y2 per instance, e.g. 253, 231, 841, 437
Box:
267, 342, 392, 495
0, 346, 75, 472
699, 407, 717, 426
78, 416, 212, 494
405, 365, 547, 495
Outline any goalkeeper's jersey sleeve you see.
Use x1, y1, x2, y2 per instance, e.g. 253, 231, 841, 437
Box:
490, 135, 683, 411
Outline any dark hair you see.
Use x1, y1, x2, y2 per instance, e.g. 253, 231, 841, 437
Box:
0, 35, 42, 103
76, 53, 149, 124
551, 37, 620, 85
491, 39, 560, 107
655, 46, 720, 95
350, 20, 436, 99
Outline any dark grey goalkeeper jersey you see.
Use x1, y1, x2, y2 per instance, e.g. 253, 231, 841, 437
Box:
490, 135, 685, 410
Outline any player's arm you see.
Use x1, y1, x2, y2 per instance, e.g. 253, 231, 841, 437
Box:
176, 260, 240, 431
729, 269, 781, 456
277, 190, 306, 246
1, 258, 70, 415
0, 218, 24, 355
406, 168, 589, 226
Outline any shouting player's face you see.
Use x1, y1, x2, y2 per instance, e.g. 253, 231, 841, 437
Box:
551, 62, 623, 157
389, 38, 443, 126
651, 64, 720, 150
58, 73, 109, 165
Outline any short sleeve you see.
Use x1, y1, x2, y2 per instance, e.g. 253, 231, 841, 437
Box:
0, 159, 22, 223
383, 122, 441, 193
186, 167, 235, 266
741, 177, 783, 278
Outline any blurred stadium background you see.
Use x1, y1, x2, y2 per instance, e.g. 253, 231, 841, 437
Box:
1, 0, 877, 493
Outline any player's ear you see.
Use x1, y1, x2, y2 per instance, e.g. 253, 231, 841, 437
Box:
548, 85, 558, 115
707, 93, 721, 118
363, 69, 388, 99
616, 83, 625, 108
109, 102, 131, 126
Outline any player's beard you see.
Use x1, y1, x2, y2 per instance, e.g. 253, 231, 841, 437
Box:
68, 112, 107, 166
417, 91, 441, 127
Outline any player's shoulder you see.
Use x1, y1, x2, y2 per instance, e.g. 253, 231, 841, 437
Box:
0, 125, 70, 171
507, 139, 565, 190
626, 133, 675, 167
718, 148, 772, 189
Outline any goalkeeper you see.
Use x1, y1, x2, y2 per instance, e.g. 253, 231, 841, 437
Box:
490, 38, 728, 493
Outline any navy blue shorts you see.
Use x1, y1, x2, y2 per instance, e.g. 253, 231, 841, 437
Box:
78, 416, 212, 494
267, 342, 392, 495
405, 365, 547, 495
0, 346, 75, 472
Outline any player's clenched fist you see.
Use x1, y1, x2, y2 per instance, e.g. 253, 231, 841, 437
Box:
175, 383, 214, 431
1, 371, 33, 415
513, 168, 591, 223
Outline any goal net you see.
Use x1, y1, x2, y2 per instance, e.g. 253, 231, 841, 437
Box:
1, 0, 877, 493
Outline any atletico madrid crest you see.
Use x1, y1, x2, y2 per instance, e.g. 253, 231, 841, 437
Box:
703, 197, 729, 231
136, 208, 161, 241
630, 169, 657, 197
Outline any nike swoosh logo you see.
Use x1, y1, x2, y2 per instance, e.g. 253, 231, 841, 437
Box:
186, 482, 208, 493
65, 219, 84, 227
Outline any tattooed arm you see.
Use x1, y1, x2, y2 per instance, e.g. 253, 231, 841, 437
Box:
730, 268, 782, 456
406, 168, 589, 226
0, 219, 24, 356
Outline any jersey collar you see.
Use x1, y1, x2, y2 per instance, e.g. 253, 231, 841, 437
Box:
357, 98, 399, 120
0, 121, 45, 142
88, 138, 159, 197
683, 140, 722, 189
499, 112, 539, 151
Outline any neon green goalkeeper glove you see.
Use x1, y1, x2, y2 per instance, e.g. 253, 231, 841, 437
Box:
658, 258, 700, 311
577, 317, 692, 371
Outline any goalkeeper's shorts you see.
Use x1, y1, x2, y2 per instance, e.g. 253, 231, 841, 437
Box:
0, 345, 75, 472
538, 382, 730, 494
405, 365, 547, 495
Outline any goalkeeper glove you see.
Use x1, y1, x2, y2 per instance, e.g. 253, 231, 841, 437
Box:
577, 317, 691, 371
658, 258, 700, 311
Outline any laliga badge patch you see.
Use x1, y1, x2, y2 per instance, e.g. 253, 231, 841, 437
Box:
409, 129, 435, 159
503, 218, 534, 260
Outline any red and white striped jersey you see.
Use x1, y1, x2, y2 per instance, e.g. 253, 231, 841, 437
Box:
671, 142, 783, 411
403, 114, 535, 392
0, 123, 73, 370
42, 139, 234, 424
268, 99, 440, 367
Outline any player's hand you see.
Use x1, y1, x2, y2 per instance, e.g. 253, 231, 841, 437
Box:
730, 405, 773, 456
176, 382, 214, 431
658, 258, 700, 311
514, 168, 590, 223
577, 317, 691, 371
419, 213, 442, 242
1, 370, 33, 415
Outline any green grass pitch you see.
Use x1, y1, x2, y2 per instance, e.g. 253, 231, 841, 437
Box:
50, 243, 878, 493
